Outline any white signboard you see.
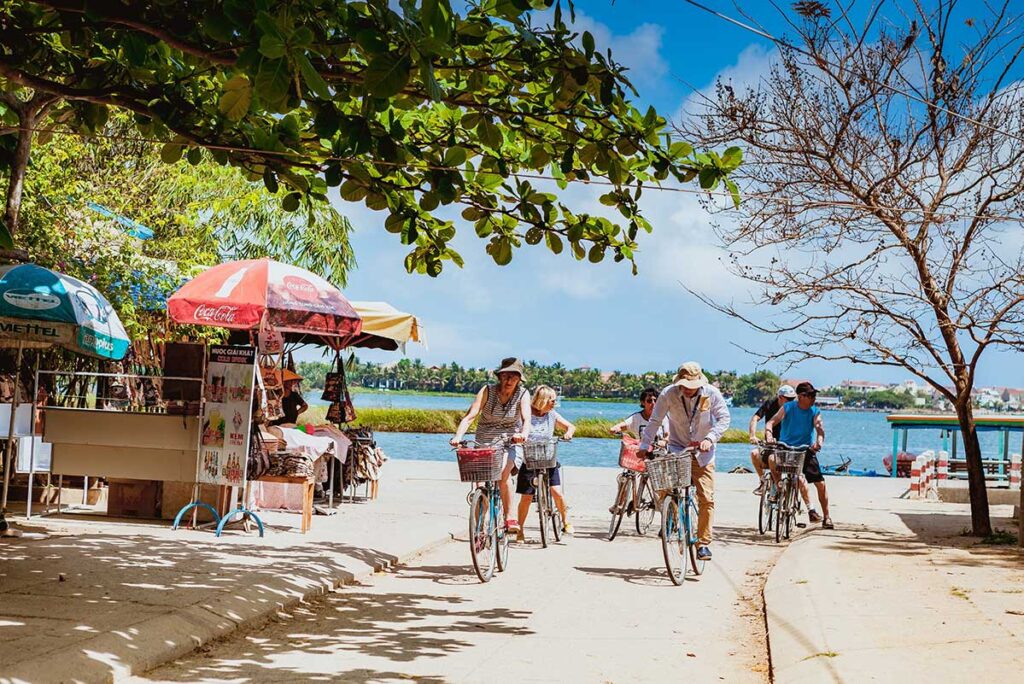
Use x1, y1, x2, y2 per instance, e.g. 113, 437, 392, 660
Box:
198, 345, 256, 487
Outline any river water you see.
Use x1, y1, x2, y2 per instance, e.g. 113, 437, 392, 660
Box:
323, 391, 1017, 474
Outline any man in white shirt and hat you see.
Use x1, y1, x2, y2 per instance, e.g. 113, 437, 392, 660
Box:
638, 361, 731, 561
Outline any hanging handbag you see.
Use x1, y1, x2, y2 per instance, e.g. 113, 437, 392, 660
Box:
321, 354, 343, 402
258, 315, 284, 355
326, 400, 343, 423
247, 428, 271, 481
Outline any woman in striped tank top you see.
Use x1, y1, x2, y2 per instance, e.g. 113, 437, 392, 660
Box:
451, 357, 532, 533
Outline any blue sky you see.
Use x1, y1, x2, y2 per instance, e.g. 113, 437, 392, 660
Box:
324, 1, 1021, 387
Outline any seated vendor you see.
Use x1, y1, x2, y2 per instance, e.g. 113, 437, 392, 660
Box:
271, 370, 309, 426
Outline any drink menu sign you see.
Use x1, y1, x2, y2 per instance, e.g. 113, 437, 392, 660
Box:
199, 345, 256, 487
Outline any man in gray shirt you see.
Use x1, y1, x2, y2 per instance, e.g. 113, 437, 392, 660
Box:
638, 361, 731, 561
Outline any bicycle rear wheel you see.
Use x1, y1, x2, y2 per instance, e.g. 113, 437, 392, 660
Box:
635, 475, 657, 536
607, 476, 628, 541
495, 490, 510, 572
468, 488, 495, 582
660, 496, 688, 586
687, 496, 706, 576
537, 473, 549, 549
758, 477, 772, 535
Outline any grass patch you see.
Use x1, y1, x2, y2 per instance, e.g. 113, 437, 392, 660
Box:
981, 529, 1018, 545
950, 586, 971, 601
300, 407, 756, 440
801, 652, 838, 661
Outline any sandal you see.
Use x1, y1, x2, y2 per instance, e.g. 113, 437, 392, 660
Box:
506, 518, 521, 533
822, 517, 834, 530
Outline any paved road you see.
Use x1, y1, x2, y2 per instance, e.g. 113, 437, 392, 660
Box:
138, 479, 783, 683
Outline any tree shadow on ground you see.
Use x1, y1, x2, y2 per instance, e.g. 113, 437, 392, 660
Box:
140, 589, 532, 682
803, 513, 1023, 570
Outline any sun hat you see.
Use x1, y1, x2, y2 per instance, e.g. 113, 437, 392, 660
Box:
673, 361, 708, 390
777, 385, 797, 399
494, 357, 525, 377
795, 381, 817, 395
275, 369, 303, 383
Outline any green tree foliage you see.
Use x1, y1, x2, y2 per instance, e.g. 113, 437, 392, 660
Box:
0, 0, 740, 271
18, 115, 355, 339
301, 357, 779, 406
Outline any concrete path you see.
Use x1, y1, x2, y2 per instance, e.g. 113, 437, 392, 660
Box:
0, 460, 472, 683
135, 467, 782, 683
765, 479, 1024, 682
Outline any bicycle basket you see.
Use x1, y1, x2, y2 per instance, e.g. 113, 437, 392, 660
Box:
456, 445, 506, 482
523, 438, 558, 470
647, 453, 692, 491
776, 448, 806, 476
618, 439, 646, 473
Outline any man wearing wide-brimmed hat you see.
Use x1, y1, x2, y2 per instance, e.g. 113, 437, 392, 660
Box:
638, 361, 731, 561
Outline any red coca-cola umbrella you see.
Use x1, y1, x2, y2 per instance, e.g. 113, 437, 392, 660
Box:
168, 259, 362, 340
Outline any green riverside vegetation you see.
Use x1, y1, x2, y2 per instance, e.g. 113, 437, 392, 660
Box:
303, 406, 753, 442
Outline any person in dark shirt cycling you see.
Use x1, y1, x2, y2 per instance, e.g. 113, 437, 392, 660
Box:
748, 385, 796, 494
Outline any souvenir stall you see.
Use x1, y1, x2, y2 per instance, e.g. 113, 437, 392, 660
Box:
0, 263, 131, 534
165, 257, 364, 534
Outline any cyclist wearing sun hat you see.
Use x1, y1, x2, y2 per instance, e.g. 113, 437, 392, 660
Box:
765, 381, 832, 529
451, 357, 532, 534
637, 361, 731, 561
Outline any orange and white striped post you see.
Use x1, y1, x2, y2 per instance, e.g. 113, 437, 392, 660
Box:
910, 456, 922, 497
1010, 453, 1021, 491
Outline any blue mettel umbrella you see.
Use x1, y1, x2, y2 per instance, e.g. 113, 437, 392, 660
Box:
0, 263, 129, 360
0, 264, 129, 523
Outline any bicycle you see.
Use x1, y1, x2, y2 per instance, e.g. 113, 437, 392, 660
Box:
607, 436, 658, 541
768, 442, 808, 543
455, 438, 512, 582
647, 446, 705, 586
522, 436, 568, 548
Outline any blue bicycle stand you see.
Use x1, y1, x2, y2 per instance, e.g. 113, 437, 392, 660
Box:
214, 504, 264, 537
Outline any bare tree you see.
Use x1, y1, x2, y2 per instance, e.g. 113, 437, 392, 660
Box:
679, 0, 1024, 535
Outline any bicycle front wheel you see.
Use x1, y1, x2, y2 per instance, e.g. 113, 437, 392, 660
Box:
635, 475, 657, 536
469, 488, 495, 582
783, 482, 794, 540
660, 495, 688, 586
607, 477, 628, 541
774, 481, 786, 544
537, 473, 549, 549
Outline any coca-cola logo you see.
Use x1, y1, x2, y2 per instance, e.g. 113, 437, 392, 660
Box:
194, 304, 240, 323
283, 275, 318, 302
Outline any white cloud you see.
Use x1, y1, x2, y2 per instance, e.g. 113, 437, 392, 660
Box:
676, 42, 778, 124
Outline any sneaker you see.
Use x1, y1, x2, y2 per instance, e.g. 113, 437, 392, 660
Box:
808, 509, 822, 523
753, 482, 766, 496
515, 529, 526, 543
696, 546, 712, 561
822, 517, 834, 530
506, 518, 521, 533
608, 504, 621, 514
767, 489, 779, 504
563, 522, 575, 535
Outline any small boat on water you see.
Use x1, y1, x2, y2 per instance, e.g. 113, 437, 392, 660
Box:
882, 451, 916, 478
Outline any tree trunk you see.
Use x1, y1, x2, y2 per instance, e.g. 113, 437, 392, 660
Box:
954, 399, 992, 536
3, 112, 34, 240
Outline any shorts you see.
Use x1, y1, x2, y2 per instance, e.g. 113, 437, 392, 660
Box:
501, 443, 523, 471
516, 465, 562, 495
802, 450, 824, 484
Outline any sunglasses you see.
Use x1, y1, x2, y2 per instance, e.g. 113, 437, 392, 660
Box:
799, 391, 817, 397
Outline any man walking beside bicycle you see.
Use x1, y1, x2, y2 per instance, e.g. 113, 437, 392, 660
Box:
765, 382, 833, 529
638, 362, 731, 562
